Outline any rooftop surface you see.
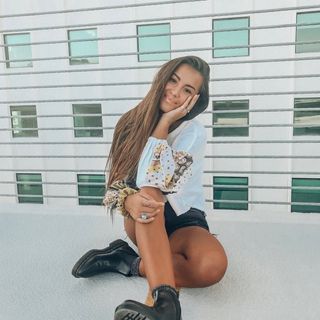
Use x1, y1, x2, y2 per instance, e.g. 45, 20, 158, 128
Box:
1, 204, 320, 320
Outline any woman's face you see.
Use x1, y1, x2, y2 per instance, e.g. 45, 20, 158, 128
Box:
160, 63, 203, 113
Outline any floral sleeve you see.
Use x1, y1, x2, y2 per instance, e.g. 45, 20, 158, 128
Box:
136, 137, 193, 194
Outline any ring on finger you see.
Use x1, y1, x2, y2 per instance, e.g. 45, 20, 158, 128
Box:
140, 213, 149, 220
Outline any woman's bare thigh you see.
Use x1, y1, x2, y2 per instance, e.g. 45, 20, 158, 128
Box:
125, 216, 227, 262
168, 226, 228, 266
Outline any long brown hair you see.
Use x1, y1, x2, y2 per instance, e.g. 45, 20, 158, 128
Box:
106, 56, 210, 187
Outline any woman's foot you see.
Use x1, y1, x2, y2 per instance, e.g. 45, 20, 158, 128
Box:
144, 289, 154, 307
115, 285, 181, 320
72, 239, 139, 278
145, 287, 180, 307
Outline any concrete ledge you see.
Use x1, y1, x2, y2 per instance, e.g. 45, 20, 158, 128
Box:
2, 202, 320, 224
1, 208, 319, 320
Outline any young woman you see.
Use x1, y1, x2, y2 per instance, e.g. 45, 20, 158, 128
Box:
72, 56, 228, 320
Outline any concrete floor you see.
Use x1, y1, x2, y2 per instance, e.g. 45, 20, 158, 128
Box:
1, 205, 320, 320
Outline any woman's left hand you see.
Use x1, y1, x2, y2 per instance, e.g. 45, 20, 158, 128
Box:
161, 94, 199, 125
124, 191, 164, 224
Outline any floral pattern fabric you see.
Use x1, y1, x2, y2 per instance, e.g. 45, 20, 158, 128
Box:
138, 137, 193, 194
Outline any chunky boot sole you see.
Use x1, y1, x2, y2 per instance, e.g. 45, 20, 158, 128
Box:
72, 239, 129, 278
114, 300, 182, 320
114, 301, 154, 320
115, 308, 148, 320
115, 308, 182, 320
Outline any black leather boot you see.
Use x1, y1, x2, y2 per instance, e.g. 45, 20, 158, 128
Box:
71, 239, 139, 278
114, 285, 181, 320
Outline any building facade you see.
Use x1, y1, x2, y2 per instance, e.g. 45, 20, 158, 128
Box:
0, 0, 320, 217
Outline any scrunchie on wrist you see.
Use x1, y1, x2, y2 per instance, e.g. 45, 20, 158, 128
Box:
103, 180, 139, 217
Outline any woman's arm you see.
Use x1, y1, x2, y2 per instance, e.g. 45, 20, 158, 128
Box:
151, 117, 170, 139
133, 94, 200, 193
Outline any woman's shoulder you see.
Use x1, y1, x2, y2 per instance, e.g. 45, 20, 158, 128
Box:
168, 118, 207, 145
188, 118, 206, 131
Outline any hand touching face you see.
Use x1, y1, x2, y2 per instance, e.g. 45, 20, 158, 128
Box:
160, 94, 200, 126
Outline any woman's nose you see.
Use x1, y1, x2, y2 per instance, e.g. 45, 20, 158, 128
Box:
171, 86, 180, 97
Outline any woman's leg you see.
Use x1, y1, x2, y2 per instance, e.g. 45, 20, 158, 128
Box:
168, 227, 227, 288
133, 187, 176, 289
125, 214, 228, 288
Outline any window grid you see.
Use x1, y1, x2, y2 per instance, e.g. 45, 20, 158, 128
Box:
72, 104, 103, 138
137, 23, 171, 62
296, 11, 320, 53
68, 28, 99, 65
212, 17, 250, 58
77, 174, 105, 205
293, 97, 320, 136
291, 178, 320, 213
212, 100, 249, 137
4, 33, 33, 68
16, 173, 43, 204
213, 177, 249, 210
10, 105, 38, 138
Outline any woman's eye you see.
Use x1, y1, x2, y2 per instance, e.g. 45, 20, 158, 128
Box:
169, 77, 177, 83
184, 88, 192, 94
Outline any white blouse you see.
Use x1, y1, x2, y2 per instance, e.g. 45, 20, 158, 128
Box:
136, 119, 207, 216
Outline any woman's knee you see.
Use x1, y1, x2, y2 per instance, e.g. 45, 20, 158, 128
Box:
197, 253, 228, 286
139, 187, 166, 223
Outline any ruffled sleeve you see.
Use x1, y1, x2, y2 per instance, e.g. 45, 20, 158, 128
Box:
136, 136, 193, 193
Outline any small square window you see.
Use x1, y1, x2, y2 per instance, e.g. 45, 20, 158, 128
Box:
4, 33, 32, 68
137, 23, 171, 62
293, 98, 320, 136
77, 174, 105, 205
16, 173, 43, 204
72, 104, 103, 137
291, 178, 320, 213
212, 100, 249, 137
212, 17, 249, 58
68, 29, 99, 65
296, 11, 320, 53
10, 105, 38, 138
213, 177, 248, 210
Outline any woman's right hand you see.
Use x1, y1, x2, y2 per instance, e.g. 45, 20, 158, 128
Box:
124, 191, 164, 224
161, 94, 199, 125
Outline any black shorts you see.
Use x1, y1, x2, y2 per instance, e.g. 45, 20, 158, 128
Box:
164, 201, 210, 237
